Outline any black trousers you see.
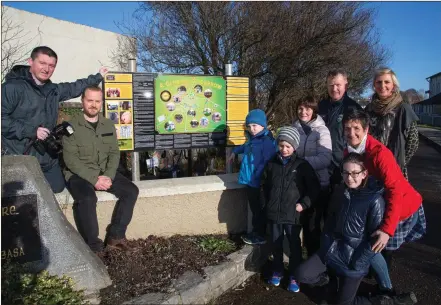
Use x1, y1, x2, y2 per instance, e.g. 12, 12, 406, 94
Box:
43, 162, 66, 194
302, 188, 330, 256
271, 223, 303, 276
246, 186, 266, 236
295, 254, 374, 305
67, 172, 139, 251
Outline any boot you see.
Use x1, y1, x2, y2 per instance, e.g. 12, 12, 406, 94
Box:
374, 284, 397, 297
93, 250, 107, 261
106, 237, 136, 252
370, 295, 395, 305
379, 287, 397, 298
392, 292, 417, 305
370, 292, 417, 305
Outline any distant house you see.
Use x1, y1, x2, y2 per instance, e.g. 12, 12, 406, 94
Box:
426, 72, 441, 98
412, 71, 441, 126
413, 90, 441, 127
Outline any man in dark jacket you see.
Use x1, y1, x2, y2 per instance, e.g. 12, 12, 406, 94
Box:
1, 46, 107, 193
318, 69, 362, 186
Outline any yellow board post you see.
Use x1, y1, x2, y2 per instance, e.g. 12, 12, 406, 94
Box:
103, 73, 135, 151
226, 77, 249, 146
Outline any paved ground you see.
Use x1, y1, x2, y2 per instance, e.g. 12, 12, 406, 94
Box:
419, 127, 441, 153
214, 138, 441, 305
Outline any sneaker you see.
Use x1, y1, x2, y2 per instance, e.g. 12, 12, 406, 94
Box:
287, 276, 300, 293
241, 233, 267, 245
268, 272, 282, 287
392, 292, 417, 305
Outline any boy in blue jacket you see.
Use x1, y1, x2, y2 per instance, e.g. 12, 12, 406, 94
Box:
228, 109, 276, 245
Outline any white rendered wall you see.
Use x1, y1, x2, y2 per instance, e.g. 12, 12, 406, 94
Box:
2, 6, 132, 103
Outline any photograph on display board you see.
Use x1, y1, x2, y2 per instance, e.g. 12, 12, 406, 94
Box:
154, 75, 226, 134
114, 125, 121, 139
120, 125, 133, 139
118, 139, 133, 150
107, 112, 119, 124
120, 111, 132, 124
106, 101, 119, 111
120, 100, 132, 111
106, 88, 121, 98
105, 83, 133, 99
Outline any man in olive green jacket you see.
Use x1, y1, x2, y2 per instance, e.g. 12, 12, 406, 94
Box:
62, 85, 138, 253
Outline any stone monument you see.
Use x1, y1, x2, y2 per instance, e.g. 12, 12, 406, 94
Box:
1, 155, 111, 301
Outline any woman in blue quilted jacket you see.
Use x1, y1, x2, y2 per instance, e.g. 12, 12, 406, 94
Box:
294, 153, 417, 305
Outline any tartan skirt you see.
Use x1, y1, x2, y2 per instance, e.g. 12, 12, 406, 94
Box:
386, 204, 426, 251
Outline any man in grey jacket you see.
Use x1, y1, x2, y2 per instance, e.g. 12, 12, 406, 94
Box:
1, 46, 108, 193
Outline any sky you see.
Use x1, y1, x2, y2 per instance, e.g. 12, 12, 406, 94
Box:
3, 1, 441, 94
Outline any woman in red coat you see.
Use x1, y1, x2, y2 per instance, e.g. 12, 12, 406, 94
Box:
342, 108, 426, 294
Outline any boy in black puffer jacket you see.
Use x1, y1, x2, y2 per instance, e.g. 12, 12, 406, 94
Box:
262, 126, 320, 293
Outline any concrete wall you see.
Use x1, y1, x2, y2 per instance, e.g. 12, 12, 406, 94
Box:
56, 174, 249, 239
2, 6, 132, 103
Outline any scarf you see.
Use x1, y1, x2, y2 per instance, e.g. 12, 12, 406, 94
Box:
347, 133, 368, 154
299, 120, 312, 135
370, 92, 403, 116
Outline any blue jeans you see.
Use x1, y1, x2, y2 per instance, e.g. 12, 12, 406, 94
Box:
370, 253, 392, 290
371, 211, 419, 290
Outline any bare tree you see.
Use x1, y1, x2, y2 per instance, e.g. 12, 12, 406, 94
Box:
403, 88, 426, 104
1, 6, 34, 82
109, 34, 138, 71
117, 2, 389, 126
417, 88, 427, 101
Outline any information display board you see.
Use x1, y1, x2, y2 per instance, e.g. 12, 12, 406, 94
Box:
103, 73, 134, 150
132, 73, 155, 149
104, 72, 249, 150
155, 75, 226, 134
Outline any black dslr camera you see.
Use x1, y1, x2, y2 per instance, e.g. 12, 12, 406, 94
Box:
33, 121, 74, 157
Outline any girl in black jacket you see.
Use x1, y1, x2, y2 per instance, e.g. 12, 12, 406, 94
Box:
294, 153, 417, 305
262, 126, 320, 293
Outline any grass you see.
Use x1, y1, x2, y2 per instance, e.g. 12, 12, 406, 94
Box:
197, 236, 236, 254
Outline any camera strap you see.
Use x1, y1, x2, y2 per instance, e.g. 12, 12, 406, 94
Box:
23, 139, 36, 155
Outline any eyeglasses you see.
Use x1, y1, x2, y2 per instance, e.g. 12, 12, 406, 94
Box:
341, 170, 365, 178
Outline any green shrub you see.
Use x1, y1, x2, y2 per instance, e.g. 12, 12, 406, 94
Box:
59, 106, 82, 117
1, 261, 89, 305
197, 236, 236, 254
